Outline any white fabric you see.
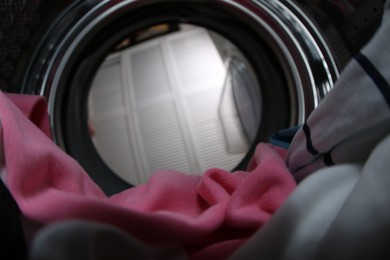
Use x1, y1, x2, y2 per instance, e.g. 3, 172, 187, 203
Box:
29, 220, 187, 260
230, 131, 390, 259
287, 0, 390, 181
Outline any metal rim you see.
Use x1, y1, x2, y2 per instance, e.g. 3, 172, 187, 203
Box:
29, 0, 340, 123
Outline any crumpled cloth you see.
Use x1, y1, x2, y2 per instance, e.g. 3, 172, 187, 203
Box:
286, 0, 390, 181
29, 220, 189, 260
0, 91, 296, 259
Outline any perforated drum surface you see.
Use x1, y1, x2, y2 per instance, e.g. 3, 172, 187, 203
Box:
0, 1, 43, 90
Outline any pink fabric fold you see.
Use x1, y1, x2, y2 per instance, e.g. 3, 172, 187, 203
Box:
0, 91, 296, 258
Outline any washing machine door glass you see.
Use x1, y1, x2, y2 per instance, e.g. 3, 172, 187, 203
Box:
87, 24, 262, 185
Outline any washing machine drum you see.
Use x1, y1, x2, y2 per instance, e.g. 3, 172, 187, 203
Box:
0, 0, 378, 195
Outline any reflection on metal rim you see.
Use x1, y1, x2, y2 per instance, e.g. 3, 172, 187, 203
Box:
21, 0, 341, 192
38, 0, 339, 134
228, 0, 338, 122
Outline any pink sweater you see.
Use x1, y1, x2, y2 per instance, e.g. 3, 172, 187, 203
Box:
0, 91, 296, 259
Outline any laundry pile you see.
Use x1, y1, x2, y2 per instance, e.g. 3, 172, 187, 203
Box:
0, 91, 296, 259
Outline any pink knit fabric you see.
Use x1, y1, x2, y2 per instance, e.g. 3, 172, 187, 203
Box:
0, 91, 296, 259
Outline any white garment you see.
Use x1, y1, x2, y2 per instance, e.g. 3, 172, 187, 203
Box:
287, 0, 390, 181
230, 132, 390, 259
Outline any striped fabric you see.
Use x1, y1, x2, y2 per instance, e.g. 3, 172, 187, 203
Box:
287, 1, 390, 181
229, 4, 390, 258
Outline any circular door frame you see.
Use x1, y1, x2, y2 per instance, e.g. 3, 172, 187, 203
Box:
19, 0, 340, 195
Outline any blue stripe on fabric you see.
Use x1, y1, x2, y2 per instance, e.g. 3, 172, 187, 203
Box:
355, 52, 390, 110
269, 126, 301, 149
303, 123, 318, 155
